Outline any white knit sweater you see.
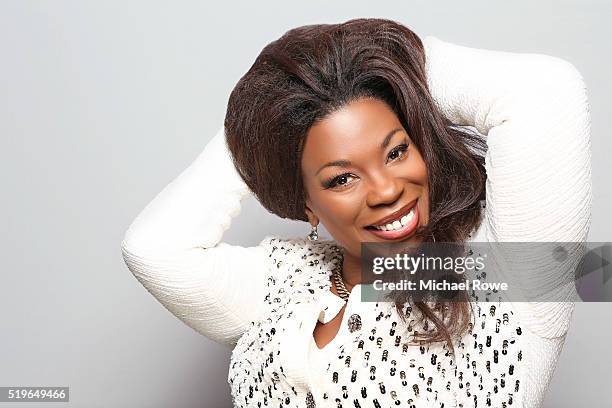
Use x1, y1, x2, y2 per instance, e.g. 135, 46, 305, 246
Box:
120, 36, 592, 408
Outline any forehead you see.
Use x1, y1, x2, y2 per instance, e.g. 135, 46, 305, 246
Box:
301, 97, 403, 171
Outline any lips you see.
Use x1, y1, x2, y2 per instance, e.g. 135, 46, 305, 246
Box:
364, 199, 420, 241
366, 199, 418, 228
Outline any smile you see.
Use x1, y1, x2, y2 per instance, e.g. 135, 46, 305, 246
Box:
365, 199, 420, 240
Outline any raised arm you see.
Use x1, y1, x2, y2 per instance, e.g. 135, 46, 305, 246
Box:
423, 36, 592, 338
120, 125, 271, 349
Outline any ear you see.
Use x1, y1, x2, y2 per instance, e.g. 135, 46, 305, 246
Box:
304, 198, 319, 227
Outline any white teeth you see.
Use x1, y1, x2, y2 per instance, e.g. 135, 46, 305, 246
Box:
406, 207, 415, 221
374, 207, 415, 231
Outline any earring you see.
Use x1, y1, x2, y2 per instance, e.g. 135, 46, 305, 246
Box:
307, 224, 319, 241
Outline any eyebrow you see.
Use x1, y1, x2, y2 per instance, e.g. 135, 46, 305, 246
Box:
314, 127, 404, 176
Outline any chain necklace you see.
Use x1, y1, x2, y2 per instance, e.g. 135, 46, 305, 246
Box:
332, 256, 351, 302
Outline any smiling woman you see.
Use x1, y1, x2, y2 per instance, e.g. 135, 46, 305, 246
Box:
225, 20, 487, 247
301, 98, 429, 248
225, 19, 488, 355
121, 17, 591, 408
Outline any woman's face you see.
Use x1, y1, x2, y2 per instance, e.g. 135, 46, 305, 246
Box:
301, 97, 430, 257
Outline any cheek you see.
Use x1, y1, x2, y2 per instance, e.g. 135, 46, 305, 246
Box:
310, 194, 362, 249
411, 163, 428, 187
398, 156, 429, 196
410, 149, 429, 184
408, 151, 430, 222
303, 177, 358, 225
316, 196, 359, 228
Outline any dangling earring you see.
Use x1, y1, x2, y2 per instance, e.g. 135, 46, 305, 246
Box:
307, 224, 319, 241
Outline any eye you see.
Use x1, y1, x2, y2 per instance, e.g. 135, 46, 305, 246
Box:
324, 173, 357, 190
387, 143, 409, 163
322, 143, 409, 190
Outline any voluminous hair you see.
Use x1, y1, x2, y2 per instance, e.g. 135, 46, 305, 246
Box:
225, 18, 487, 355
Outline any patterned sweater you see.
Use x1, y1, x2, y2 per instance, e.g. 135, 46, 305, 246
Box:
120, 36, 592, 407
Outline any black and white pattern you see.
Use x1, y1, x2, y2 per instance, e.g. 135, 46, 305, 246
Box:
228, 236, 525, 408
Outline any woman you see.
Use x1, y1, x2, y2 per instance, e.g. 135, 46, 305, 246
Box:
121, 18, 591, 408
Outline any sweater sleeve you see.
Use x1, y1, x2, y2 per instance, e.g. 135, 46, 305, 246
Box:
423, 36, 592, 338
120, 125, 272, 349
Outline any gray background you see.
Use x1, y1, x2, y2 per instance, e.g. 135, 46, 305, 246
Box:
1, 1, 610, 407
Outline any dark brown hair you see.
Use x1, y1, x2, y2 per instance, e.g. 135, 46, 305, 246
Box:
225, 18, 486, 355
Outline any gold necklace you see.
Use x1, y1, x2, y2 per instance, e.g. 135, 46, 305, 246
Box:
332, 256, 351, 302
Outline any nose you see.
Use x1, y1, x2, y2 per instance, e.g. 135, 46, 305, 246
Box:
365, 172, 404, 207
